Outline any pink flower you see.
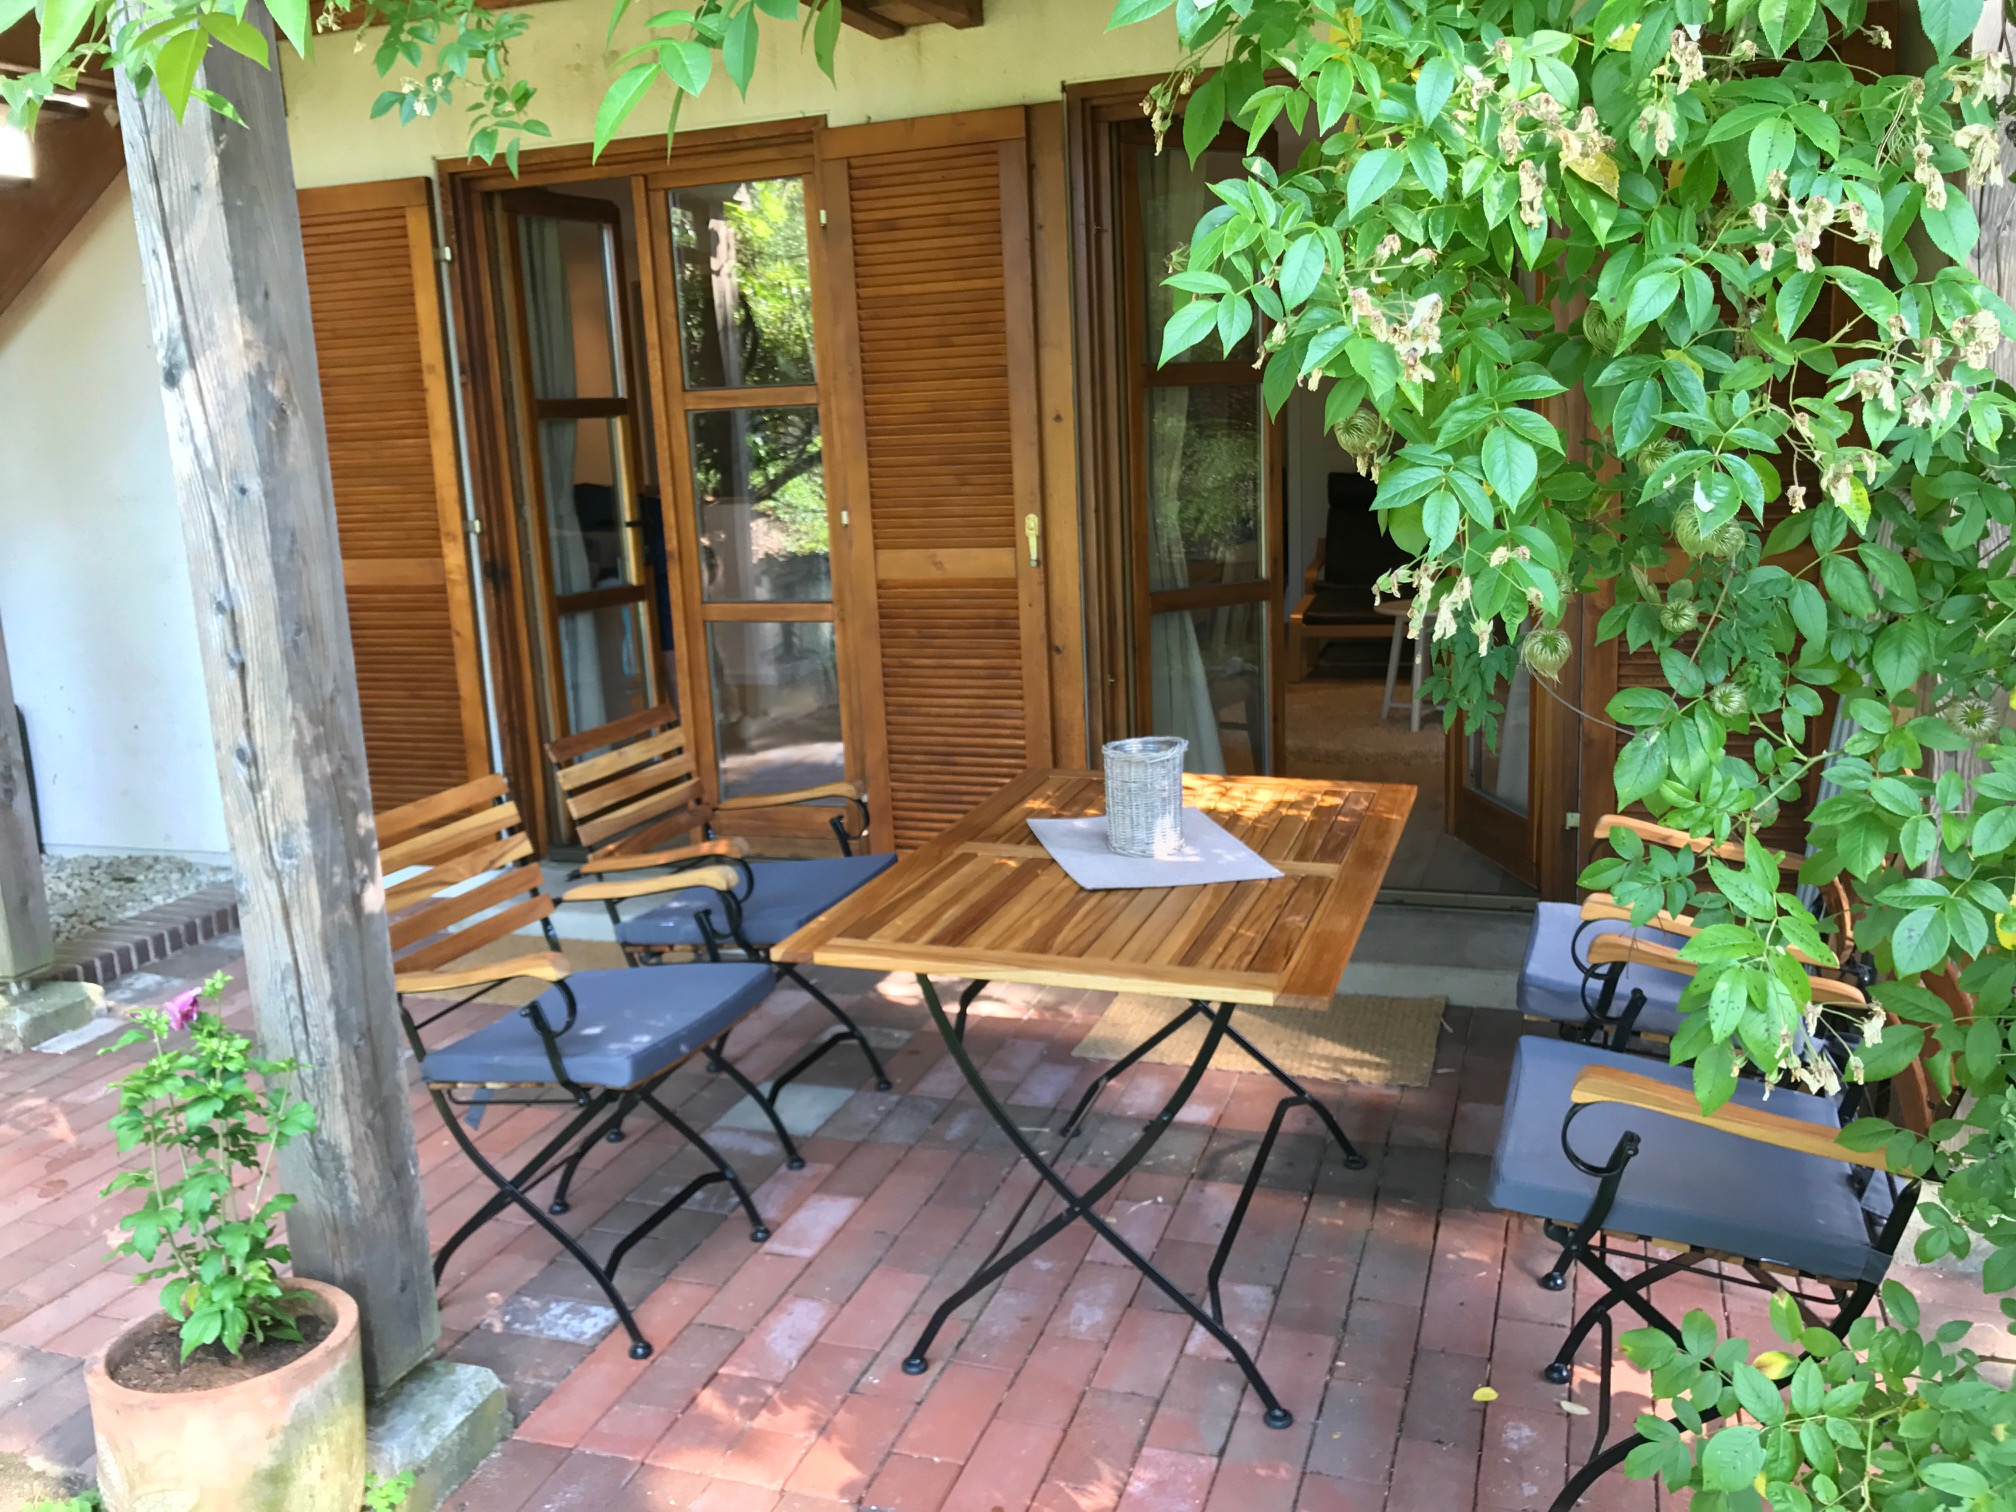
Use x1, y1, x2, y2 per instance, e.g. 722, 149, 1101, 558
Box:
162, 990, 203, 1032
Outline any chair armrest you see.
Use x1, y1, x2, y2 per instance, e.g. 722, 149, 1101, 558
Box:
1594, 814, 1803, 873
1289, 589, 1317, 626
715, 779, 865, 813
395, 951, 573, 995
579, 838, 749, 875
1569, 1062, 1888, 1171
1581, 891, 1698, 937
561, 863, 743, 903
1583, 933, 1868, 1008
1304, 537, 1325, 592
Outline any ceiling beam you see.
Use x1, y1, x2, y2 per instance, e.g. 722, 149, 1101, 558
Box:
835, 1, 908, 38
903, 0, 984, 25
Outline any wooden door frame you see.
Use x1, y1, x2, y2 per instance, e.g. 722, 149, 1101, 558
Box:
438, 118, 825, 849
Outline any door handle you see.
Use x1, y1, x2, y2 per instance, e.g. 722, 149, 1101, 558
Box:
1024, 512, 1041, 568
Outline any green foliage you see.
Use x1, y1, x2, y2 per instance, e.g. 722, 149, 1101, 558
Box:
101, 974, 319, 1362
24, 1495, 102, 1512
7, 0, 849, 170
1112, 0, 2016, 1499
363, 1471, 416, 1510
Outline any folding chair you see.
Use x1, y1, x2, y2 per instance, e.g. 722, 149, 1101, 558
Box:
1519, 815, 1872, 1051
546, 706, 896, 1103
378, 774, 800, 1360
1489, 946, 1926, 1509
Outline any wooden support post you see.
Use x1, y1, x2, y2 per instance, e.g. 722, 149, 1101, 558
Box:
0, 611, 53, 984
115, 11, 440, 1389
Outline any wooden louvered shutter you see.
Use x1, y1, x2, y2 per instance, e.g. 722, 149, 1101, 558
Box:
297, 180, 488, 809
822, 110, 1053, 850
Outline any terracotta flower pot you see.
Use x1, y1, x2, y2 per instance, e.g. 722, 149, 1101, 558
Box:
86, 1277, 365, 1512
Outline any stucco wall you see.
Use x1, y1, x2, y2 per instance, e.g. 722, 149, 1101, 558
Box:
0, 179, 229, 860
283, 0, 1182, 187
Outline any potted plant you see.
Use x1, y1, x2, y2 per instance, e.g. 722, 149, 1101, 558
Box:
84, 973, 364, 1512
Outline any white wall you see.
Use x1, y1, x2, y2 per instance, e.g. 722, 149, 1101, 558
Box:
282, 0, 1185, 187
0, 180, 229, 860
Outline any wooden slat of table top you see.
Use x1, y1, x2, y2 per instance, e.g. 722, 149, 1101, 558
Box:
774, 769, 1414, 1009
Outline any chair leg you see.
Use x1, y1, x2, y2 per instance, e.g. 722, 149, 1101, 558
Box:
780, 962, 892, 1090
641, 1091, 771, 1244
1382, 619, 1404, 718
1542, 1246, 1696, 1384
1410, 630, 1425, 732
707, 1033, 806, 1170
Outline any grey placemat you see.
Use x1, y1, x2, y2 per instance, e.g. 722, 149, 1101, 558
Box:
1026, 808, 1284, 891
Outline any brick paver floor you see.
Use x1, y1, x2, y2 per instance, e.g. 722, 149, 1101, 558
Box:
1, 936, 1997, 1511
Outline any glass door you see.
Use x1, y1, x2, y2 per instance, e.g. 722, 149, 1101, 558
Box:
499, 189, 663, 742
1121, 133, 1282, 775
1448, 659, 1542, 885
646, 173, 845, 799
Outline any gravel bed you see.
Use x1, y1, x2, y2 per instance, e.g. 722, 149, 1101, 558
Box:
44, 853, 232, 944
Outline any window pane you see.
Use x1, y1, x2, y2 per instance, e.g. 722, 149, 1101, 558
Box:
708, 621, 844, 798
1145, 385, 1264, 591
670, 179, 816, 389
518, 215, 622, 401
690, 406, 829, 602
1149, 603, 1267, 776
558, 604, 652, 735
537, 418, 637, 596
1137, 142, 1257, 365
1467, 663, 1531, 816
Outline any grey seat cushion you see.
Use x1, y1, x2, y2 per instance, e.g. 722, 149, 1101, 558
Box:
422, 962, 774, 1090
1517, 901, 1687, 1036
619, 854, 898, 951
1489, 1036, 1884, 1284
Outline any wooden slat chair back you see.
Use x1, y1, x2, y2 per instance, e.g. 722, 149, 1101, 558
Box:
547, 705, 709, 867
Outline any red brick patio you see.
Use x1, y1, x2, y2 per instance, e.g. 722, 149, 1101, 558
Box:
0, 937, 1994, 1511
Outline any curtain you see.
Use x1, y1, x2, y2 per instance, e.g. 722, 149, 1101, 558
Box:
1139, 149, 1227, 774
520, 217, 608, 733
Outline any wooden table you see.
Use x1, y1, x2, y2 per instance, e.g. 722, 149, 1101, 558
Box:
776, 768, 1414, 1428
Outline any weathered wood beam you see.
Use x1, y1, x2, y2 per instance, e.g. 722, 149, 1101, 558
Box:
901, 0, 983, 26
0, 612, 51, 984
114, 7, 439, 1390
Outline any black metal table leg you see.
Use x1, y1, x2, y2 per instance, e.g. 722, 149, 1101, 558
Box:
903, 975, 1351, 1429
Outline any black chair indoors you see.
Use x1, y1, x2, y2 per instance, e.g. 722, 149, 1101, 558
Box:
1287, 470, 1411, 679
1491, 918, 1919, 1509
546, 706, 896, 1106
377, 774, 796, 1360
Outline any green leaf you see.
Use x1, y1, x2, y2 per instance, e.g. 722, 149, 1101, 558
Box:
1414, 56, 1454, 124
1279, 235, 1325, 310
200, 13, 270, 64
152, 28, 208, 120
1917, 0, 1985, 55
1788, 579, 1827, 645
38, 0, 96, 72
593, 63, 656, 160
1346, 149, 1404, 222
1183, 70, 1225, 165
1482, 427, 1538, 506
1107, 0, 1177, 24
1614, 378, 1662, 453
722, 4, 758, 94
1624, 271, 1680, 331
661, 38, 713, 94
1920, 1462, 1991, 1498
1748, 117, 1795, 197
1892, 906, 1951, 976
1872, 617, 1931, 695
265, 0, 310, 57
1922, 190, 1981, 263
1160, 298, 1219, 364
811, 0, 842, 80
1974, 805, 2016, 856
1698, 1426, 1765, 1492
1615, 731, 1667, 807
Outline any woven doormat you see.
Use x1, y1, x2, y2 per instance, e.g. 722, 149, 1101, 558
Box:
1072, 991, 1445, 1089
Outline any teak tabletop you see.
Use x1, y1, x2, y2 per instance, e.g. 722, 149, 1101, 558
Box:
774, 769, 1415, 1010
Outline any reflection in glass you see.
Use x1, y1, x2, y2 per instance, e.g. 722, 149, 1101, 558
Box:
558, 604, 651, 736
518, 216, 622, 400
1150, 605, 1267, 776
1137, 142, 1259, 365
1146, 385, 1263, 587
670, 178, 816, 389
1468, 663, 1532, 815
536, 418, 636, 596
689, 407, 829, 601
708, 621, 844, 798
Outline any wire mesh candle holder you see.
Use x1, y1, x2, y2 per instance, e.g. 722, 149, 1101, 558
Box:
1101, 736, 1187, 857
